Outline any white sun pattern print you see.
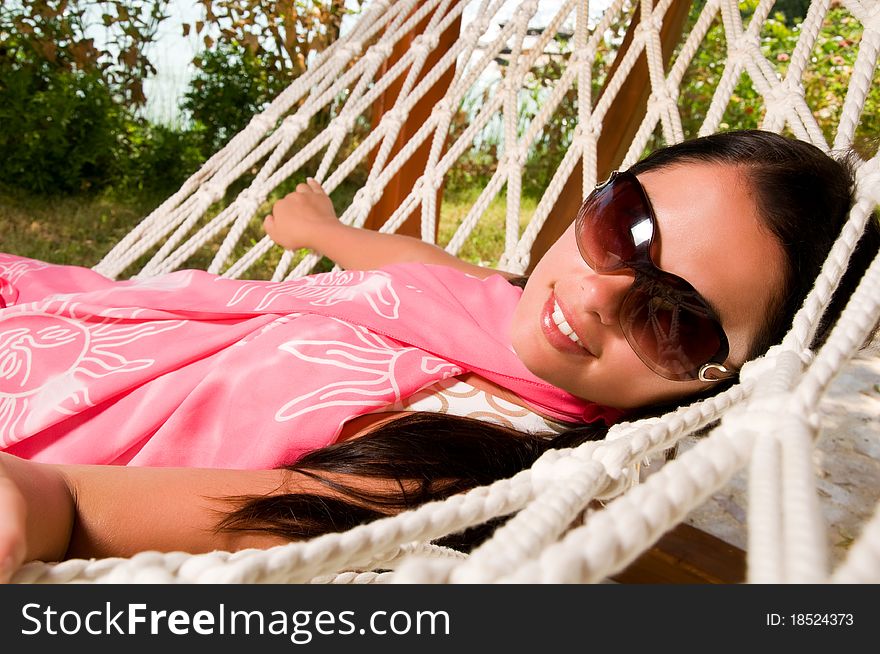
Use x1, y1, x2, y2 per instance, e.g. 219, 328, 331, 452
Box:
221, 270, 461, 424
275, 317, 462, 423
224, 269, 401, 319
0, 299, 188, 446
0, 267, 461, 447
0, 257, 49, 304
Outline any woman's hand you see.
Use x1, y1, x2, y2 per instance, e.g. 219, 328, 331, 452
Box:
262, 178, 510, 277
0, 453, 75, 583
263, 178, 341, 251
0, 454, 28, 583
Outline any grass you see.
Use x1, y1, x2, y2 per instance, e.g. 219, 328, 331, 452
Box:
438, 187, 538, 268
0, 184, 539, 273
0, 187, 164, 268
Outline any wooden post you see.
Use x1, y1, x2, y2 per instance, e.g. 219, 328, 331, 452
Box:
525, 0, 693, 272
363, 3, 462, 238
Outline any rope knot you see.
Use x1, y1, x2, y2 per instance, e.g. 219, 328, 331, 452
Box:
366, 43, 393, 63
507, 144, 528, 168
765, 82, 801, 111
462, 23, 483, 43
423, 170, 443, 191
382, 108, 406, 129
724, 391, 801, 439
569, 48, 591, 65
247, 114, 274, 132
335, 41, 363, 62
412, 33, 440, 54
649, 86, 674, 106
636, 13, 664, 39
530, 447, 604, 493
353, 185, 383, 208
433, 98, 453, 117
591, 440, 635, 481
736, 33, 761, 53
728, 34, 759, 66
583, 120, 602, 141
738, 344, 812, 386
281, 115, 309, 137
518, 0, 539, 18
501, 250, 530, 276
236, 188, 260, 215
201, 181, 226, 205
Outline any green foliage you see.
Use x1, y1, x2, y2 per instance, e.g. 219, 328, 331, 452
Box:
184, 1, 360, 81
773, 0, 812, 25
519, 47, 577, 195
672, 1, 879, 156
0, 0, 170, 106
0, 40, 202, 197
802, 9, 879, 156
0, 0, 184, 195
184, 42, 288, 153
118, 122, 206, 197
2, 0, 877, 235
0, 55, 125, 193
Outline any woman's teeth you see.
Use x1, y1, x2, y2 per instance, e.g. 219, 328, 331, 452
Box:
552, 300, 585, 349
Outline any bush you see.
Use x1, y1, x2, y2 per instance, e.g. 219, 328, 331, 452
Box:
117, 122, 205, 197
184, 43, 288, 154
0, 58, 125, 194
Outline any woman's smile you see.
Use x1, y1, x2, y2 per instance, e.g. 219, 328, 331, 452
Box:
540, 292, 594, 356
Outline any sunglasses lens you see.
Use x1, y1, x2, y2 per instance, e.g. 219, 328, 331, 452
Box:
578, 175, 650, 271
620, 279, 725, 381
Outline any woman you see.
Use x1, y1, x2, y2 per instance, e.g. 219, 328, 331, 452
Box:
0, 130, 877, 580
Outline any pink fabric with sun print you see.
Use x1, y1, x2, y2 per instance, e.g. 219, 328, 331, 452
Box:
0, 254, 615, 469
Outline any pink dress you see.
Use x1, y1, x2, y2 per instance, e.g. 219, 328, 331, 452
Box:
0, 254, 618, 469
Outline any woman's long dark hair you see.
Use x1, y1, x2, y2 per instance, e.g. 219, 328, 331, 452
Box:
217, 130, 879, 549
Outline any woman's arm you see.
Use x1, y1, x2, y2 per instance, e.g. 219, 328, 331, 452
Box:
263, 179, 512, 279
0, 453, 73, 581
0, 452, 303, 580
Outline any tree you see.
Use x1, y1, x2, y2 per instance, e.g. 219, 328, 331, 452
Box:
0, 0, 170, 106
773, 0, 812, 25
184, 1, 359, 82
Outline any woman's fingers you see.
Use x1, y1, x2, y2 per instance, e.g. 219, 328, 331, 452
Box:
294, 179, 326, 195
290, 178, 326, 198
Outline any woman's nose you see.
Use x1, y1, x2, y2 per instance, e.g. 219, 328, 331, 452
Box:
577, 269, 634, 326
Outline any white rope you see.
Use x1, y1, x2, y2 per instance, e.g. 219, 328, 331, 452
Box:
17, 0, 868, 584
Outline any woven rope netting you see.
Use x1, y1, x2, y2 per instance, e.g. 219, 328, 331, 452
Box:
15, 0, 880, 583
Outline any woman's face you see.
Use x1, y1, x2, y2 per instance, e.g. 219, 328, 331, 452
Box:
510, 162, 787, 410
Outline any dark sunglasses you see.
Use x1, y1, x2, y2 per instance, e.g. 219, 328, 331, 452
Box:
574, 170, 735, 383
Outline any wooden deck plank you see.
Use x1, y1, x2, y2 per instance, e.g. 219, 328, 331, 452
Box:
610, 523, 746, 584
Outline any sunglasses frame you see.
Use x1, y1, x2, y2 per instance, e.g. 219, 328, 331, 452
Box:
575, 170, 735, 383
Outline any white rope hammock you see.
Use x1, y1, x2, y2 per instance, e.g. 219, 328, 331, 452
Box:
15, 0, 880, 583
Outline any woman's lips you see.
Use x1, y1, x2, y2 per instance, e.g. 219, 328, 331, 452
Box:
540, 293, 593, 356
